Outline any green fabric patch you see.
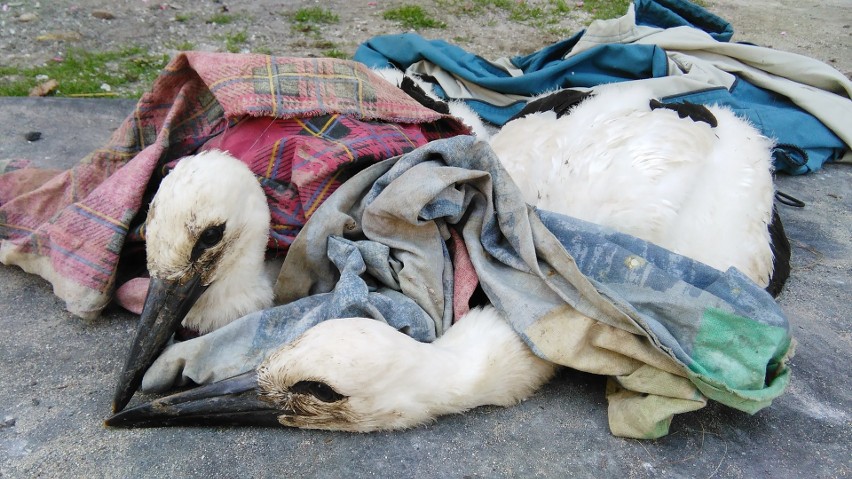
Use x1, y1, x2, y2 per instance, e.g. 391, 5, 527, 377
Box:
687, 307, 792, 413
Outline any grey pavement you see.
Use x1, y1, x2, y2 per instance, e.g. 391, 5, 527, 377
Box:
1, 14, 851, 479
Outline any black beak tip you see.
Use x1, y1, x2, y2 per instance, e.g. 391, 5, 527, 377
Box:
104, 411, 136, 428
112, 276, 208, 415
112, 374, 139, 413
104, 371, 281, 429
111, 400, 125, 415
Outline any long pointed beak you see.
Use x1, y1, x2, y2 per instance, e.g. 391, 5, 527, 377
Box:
105, 371, 284, 428
112, 275, 207, 413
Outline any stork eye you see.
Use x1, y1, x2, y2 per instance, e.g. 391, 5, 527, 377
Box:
190, 223, 225, 261
199, 224, 225, 248
290, 380, 345, 403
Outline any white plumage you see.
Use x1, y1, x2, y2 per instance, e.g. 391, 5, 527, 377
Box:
490, 86, 777, 287
256, 306, 556, 431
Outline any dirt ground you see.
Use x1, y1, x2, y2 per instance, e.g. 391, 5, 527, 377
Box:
1, 0, 850, 93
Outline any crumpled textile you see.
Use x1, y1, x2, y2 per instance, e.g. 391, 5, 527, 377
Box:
0, 53, 466, 319
353, 0, 852, 174
143, 135, 793, 439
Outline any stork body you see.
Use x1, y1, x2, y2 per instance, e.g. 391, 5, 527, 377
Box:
490, 87, 779, 287
258, 306, 556, 431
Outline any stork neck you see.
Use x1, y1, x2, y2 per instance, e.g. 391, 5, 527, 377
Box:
183, 252, 274, 334
403, 309, 552, 417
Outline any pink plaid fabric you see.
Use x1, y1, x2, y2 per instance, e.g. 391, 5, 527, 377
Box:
0, 52, 467, 319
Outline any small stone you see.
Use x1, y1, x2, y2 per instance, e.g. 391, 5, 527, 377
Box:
32, 398, 40, 406
1, 416, 15, 428
36, 31, 83, 42
18, 12, 38, 22
91, 9, 115, 20
24, 131, 42, 142
100, 83, 112, 92
28, 78, 58, 97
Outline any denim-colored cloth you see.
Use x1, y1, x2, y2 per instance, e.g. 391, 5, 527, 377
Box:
143, 135, 792, 438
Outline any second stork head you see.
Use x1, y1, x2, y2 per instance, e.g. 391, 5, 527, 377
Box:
112, 149, 274, 412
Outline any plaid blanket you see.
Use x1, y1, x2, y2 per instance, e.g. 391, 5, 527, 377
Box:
0, 53, 467, 319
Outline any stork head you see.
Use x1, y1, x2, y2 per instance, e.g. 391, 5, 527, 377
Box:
112, 149, 273, 413
254, 317, 436, 431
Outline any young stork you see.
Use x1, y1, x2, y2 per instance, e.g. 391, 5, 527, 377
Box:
106, 306, 558, 431
113, 149, 276, 413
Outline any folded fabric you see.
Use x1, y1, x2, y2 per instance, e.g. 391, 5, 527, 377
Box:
0, 53, 466, 319
354, 0, 852, 174
143, 135, 793, 439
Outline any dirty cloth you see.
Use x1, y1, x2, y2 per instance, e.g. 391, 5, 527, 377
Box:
0, 53, 466, 320
143, 135, 793, 439
354, 0, 852, 174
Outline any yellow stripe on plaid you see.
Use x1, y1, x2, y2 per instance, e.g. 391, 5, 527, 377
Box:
387, 123, 420, 149
266, 56, 278, 117
265, 138, 284, 179
305, 168, 343, 218
0, 223, 36, 233
207, 72, 369, 91
293, 116, 356, 162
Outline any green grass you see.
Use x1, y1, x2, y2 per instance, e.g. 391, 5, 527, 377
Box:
168, 40, 196, 51
437, 0, 575, 27
206, 12, 234, 24
383, 5, 446, 29
291, 7, 339, 33
174, 12, 192, 22
221, 30, 248, 53
293, 7, 340, 24
313, 40, 337, 50
323, 48, 349, 59
579, 0, 630, 20
434, 0, 661, 25
0, 47, 168, 98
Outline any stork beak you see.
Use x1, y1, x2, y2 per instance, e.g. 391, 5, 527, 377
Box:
105, 371, 283, 428
112, 275, 207, 413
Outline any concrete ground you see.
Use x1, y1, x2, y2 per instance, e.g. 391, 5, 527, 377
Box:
1, 3, 850, 478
